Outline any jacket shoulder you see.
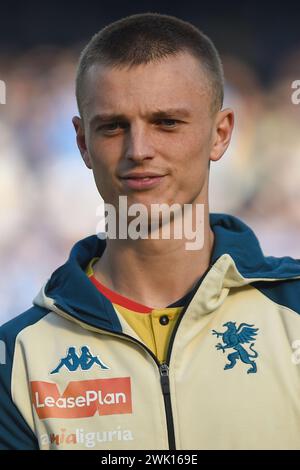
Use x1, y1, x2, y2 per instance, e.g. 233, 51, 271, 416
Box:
252, 275, 300, 315
0, 305, 49, 346
0, 305, 48, 450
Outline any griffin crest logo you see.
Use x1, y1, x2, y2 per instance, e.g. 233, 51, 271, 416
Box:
212, 322, 259, 374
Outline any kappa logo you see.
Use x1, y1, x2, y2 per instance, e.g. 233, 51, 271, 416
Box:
31, 377, 132, 419
50, 346, 109, 374
212, 321, 259, 374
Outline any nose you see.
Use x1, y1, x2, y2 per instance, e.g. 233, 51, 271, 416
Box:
124, 122, 154, 162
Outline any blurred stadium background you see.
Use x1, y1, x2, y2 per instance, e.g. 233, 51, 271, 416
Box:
1, 0, 300, 324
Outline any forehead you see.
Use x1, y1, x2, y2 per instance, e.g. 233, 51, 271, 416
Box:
82, 51, 212, 118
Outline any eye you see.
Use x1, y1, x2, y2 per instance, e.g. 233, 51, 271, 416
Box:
156, 119, 179, 128
97, 122, 127, 133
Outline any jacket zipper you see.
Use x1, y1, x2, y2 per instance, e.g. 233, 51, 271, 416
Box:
155, 260, 216, 449
157, 295, 197, 450
159, 362, 175, 449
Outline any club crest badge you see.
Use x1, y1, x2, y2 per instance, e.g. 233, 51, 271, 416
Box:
212, 322, 259, 374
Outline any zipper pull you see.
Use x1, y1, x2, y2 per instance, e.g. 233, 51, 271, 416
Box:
160, 363, 170, 395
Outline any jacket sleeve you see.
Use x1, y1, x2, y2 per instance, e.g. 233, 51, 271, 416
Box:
0, 320, 39, 450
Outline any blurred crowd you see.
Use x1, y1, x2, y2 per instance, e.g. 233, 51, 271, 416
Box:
1, 45, 300, 324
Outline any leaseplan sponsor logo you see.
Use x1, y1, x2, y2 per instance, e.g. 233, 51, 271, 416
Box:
31, 377, 132, 419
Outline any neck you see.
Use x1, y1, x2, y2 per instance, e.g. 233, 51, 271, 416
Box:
93, 197, 214, 309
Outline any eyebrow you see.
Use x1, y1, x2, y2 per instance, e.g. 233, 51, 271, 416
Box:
89, 108, 192, 127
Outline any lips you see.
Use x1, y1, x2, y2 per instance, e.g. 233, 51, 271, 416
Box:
121, 172, 165, 179
120, 173, 166, 190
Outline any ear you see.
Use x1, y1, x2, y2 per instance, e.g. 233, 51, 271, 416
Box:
72, 116, 92, 169
209, 108, 234, 163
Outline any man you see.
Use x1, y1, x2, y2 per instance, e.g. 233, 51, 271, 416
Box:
1, 12, 300, 450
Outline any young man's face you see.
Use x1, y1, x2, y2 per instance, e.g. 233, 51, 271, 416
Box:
73, 51, 233, 213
